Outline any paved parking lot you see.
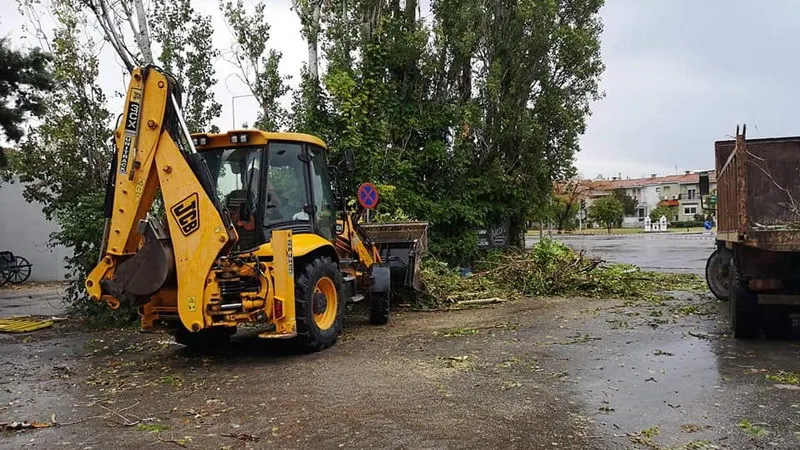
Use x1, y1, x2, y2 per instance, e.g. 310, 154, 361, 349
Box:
528, 233, 716, 274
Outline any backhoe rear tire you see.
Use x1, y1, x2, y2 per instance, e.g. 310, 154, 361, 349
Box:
295, 256, 345, 351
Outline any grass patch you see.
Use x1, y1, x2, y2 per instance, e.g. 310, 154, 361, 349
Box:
765, 371, 800, 385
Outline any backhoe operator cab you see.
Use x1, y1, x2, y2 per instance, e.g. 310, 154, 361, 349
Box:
196, 133, 337, 251
86, 66, 425, 351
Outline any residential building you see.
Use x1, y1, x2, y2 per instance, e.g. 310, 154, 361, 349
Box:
583, 171, 717, 228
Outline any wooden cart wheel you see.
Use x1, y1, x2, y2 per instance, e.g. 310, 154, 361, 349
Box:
8, 256, 32, 284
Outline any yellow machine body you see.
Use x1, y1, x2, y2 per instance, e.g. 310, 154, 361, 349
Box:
87, 66, 426, 348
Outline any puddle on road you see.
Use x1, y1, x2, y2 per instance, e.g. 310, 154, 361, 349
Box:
552, 304, 800, 448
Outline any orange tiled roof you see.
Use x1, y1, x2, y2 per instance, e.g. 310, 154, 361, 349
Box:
589, 171, 716, 190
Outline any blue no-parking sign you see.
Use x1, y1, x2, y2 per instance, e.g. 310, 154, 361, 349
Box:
357, 182, 380, 209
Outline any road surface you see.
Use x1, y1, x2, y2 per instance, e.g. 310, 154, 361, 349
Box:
3, 292, 800, 449
528, 233, 716, 274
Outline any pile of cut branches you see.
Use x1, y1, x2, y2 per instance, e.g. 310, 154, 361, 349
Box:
416, 238, 704, 309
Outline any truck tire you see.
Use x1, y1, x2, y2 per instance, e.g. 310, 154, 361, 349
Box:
729, 258, 759, 338
762, 306, 792, 340
705, 249, 730, 301
369, 291, 390, 325
295, 256, 346, 351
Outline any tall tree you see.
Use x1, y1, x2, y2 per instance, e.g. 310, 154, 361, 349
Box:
150, 0, 222, 132
589, 196, 624, 233
76, 0, 154, 71
290, 0, 329, 135
612, 188, 638, 216
221, 0, 290, 130
0, 37, 53, 167
553, 178, 593, 231
9, 0, 118, 310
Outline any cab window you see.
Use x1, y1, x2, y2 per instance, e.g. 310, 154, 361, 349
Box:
309, 145, 335, 239
264, 142, 308, 227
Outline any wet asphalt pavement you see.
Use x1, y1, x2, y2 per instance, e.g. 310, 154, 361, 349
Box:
527, 233, 717, 274
0, 283, 67, 317
3, 236, 800, 449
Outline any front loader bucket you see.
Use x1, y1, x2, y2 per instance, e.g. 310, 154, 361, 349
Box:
360, 222, 428, 291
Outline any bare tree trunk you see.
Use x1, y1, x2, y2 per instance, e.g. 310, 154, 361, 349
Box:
308, 1, 321, 80
133, 0, 154, 64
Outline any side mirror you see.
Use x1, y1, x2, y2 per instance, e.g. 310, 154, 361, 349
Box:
343, 149, 355, 173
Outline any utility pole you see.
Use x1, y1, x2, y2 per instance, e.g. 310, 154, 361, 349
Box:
231, 94, 255, 129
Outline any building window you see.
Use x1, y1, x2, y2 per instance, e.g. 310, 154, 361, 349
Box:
684, 206, 697, 215
655, 187, 660, 193
637, 208, 645, 221
687, 188, 696, 200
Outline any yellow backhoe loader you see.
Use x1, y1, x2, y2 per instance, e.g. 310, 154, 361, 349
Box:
86, 65, 426, 350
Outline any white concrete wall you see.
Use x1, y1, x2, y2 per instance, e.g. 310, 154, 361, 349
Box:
0, 179, 71, 281
641, 185, 661, 212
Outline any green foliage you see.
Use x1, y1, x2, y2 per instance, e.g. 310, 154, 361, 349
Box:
672, 220, 704, 228
612, 188, 638, 216
649, 205, 675, 222
0, 37, 53, 143
589, 196, 624, 232
150, 0, 222, 133
737, 419, 768, 437
419, 238, 704, 309
765, 371, 800, 385
552, 195, 579, 231
4, 1, 127, 324
304, 0, 604, 264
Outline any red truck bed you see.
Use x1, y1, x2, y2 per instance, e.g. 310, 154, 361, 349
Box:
715, 132, 800, 251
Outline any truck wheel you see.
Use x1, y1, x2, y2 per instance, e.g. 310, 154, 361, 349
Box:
295, 256, 345, 351
174, 326, 236, 350
729, 258, 759, 338
762, 306, 792, 340
369, 291, 390, 325
705, 249, 730, 301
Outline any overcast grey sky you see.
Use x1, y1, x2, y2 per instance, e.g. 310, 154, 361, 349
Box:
4, 1, 800, 180
581, 0, 800, 179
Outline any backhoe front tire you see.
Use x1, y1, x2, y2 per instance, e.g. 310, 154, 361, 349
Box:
295, 256, 346, 351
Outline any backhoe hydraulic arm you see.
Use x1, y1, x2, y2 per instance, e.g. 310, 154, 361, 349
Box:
86, 66, 235, 332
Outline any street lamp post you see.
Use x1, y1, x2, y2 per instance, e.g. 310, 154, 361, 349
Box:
231, 94, 256, 129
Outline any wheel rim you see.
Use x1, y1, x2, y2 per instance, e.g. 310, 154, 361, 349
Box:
711, 257, 729, 291
312, 276, 338, 330
707, 252, 729, 298
10, 257, 31, 284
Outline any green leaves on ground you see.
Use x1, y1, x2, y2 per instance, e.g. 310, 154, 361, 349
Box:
737, 419, 768, 437
765, 371, 800, 385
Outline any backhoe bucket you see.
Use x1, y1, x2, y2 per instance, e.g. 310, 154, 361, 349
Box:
360, 222, 428, 291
